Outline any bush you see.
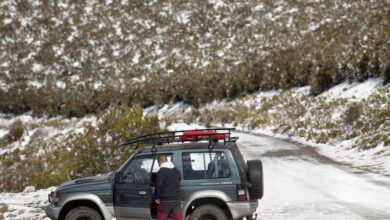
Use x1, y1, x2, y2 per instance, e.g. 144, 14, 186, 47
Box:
343, 102, 363, 126
0, 105, 162, 192
382, 64, 390, 85
0, 120, 25, 146
0, 203, 8, 213
309, 64, 334, 96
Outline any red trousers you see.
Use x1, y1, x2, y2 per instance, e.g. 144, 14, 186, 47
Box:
157, 202, 182, 220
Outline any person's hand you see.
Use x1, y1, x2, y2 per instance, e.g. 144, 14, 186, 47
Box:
155, 198, 161, 204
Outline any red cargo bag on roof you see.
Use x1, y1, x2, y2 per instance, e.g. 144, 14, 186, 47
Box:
180, 130, 225, 142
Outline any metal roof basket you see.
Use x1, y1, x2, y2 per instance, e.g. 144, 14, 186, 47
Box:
122, 128, 238, 151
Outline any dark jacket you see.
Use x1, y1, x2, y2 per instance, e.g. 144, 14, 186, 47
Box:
155, 164, 181, 202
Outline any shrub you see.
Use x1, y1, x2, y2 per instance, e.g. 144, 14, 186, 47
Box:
0, 203, 8, 213
0, 120, 25, 146
382, 64, 390, 85
0, 105, 162, 192
69, 105, 161, 178
343, 102, 363, 126
309, 64, 334, 96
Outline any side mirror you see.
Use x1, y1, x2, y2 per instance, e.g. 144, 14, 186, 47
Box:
124, 173, 135, 183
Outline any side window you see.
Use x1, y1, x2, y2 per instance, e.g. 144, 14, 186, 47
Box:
152, 154, 173, 173
182, 152, 230, 180
123, 157, 154, 184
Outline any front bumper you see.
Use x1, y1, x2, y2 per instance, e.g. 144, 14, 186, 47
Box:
45, 204, 61, 220
227, 200, 258, 219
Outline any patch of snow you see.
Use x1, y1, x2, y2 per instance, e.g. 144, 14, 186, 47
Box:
0, 80, 8, 91
56, 81, 66, 89
157, 102, 189, 119
27, 80, 43, 89
70, 75, 80, 83
3, 18, 13, 25
132, 51, 141, 64
167, 123, 206, 131
320, 78, 382, 101
330, 106, 346, 121
131, 75, 146, 83
32, 63, 44, 73
177, 11, 191, 24
254, 4, 265, 11
22, 186, 36, 193
208, 0, 225, 9
0, 187, 53, 220
94, 81, 103, 90
0, 129, 8, 138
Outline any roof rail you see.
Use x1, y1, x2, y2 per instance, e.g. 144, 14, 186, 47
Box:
122, 128, 238, 150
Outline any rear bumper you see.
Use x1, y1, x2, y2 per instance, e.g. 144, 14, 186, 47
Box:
45, 204, 61, 220
227, 200, 258, 219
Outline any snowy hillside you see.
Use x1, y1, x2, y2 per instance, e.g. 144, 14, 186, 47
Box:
148, 78, 390, 175
0, 0, 389, 115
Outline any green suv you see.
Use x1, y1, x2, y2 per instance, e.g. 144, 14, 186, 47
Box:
45, 128, 264, 220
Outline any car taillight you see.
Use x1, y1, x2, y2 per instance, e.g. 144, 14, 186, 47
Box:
237, 185, 246, 201
53, 191, 61, 203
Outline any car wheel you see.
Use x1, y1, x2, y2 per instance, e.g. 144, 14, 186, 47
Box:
64, 206, 102, 220
247, 160, 264, 200
190, 204, 228, 220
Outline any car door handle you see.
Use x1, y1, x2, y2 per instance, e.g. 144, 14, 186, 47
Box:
139, 191, 147, 195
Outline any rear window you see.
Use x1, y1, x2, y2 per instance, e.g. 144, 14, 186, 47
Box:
182, 152, 231, 180
231, 145, 248, 181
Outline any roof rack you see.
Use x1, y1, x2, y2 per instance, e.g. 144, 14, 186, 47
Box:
122, 128, 238, 151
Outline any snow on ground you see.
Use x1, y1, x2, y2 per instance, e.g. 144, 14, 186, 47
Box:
320, 78, 382, 101
244, 127, 390, 177
237, 132, 390, 220
144, 102, 190, 119
0, 188, 53, 220
0, 113, 96, 156
167, 123, 206, 131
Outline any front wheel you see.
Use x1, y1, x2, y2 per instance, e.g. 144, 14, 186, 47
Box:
64, 206, 102, 220
189, 204, 228, 220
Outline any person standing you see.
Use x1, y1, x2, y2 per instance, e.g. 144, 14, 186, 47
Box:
155, 155, 182, 220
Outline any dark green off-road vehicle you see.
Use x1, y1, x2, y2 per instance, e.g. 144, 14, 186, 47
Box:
46, 128, 264, 220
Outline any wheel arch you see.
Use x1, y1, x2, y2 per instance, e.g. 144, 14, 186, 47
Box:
57, 193, 112, 220
183, 191, 233, 218
58, 200, 103, 220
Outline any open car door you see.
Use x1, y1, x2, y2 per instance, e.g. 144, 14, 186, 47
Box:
114, 155, 154, 220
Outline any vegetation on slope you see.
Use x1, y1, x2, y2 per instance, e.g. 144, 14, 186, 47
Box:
0, 105, 160, 192
162, 81, 389, 171
0, 0, 389, 116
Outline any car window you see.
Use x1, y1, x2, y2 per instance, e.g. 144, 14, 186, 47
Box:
231, 145, 247, 174
182, 152, 230, 179
122, 157, 154, 184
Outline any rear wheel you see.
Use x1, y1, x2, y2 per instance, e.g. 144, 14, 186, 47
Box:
64, 206, 102, 220
189, 204, 228, 220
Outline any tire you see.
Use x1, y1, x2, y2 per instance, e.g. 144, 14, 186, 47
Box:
247, 160, 264, 200
64, 206, 102, 220
190, 204, 228, 220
